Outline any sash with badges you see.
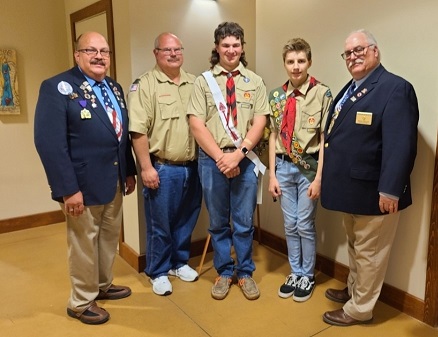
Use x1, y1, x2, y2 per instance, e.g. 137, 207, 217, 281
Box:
270, 79, 320, 182
202, 70, 266, 177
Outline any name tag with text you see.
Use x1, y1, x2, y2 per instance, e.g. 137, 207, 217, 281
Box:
356, 111, 373, 125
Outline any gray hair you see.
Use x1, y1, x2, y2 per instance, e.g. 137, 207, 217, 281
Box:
347, 29, 380, 60
350, 29, 378, 46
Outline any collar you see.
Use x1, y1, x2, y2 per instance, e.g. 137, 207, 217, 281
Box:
153, 65, 193, 85
77, 66, 107, 88
353, 63, 380, 88
286, 75, 311, 97
211, 62, 246, 77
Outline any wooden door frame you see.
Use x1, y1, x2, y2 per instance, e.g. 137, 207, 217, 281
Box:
424, 133, 438, 326
70, 0, 116, 79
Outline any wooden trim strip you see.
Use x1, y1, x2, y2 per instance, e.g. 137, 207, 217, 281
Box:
0, 210, 65, 234
423, 131, 438, 327
260, 229, 425, 322
4, 210, 424, 323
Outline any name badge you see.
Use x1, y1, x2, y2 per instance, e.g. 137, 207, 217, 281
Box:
356, 111, 373, 125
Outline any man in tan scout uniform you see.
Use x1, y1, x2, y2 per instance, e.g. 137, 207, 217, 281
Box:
128, 32, 202, 296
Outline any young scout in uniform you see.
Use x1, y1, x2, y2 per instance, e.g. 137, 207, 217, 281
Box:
268, 38, 333, 302
187, 22, 270, 301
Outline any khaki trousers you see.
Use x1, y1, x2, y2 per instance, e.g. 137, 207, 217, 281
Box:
342, 212, 400, 321
63, 189, 123, 312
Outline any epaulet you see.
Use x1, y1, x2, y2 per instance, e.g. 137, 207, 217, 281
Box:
318, 82, 333, 97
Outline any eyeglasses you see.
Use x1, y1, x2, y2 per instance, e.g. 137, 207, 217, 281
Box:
77, 48, 112, 58
156, 47, 184, 55
341, 44, 374, 60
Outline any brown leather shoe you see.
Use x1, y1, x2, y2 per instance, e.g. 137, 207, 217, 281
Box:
325, 287, 350, 303
67, 302, 109, 325
96, 284, 132, 300
323, 309, 373, 326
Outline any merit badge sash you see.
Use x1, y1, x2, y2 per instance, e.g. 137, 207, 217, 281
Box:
202, 70, 266, 176
270, 79, 319, 182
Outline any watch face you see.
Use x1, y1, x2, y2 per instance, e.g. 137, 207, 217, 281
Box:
242, 147, 249, 155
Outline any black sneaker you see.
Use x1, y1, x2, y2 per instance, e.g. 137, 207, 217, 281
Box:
293, 276, 315, 302
278, 274, 300, 298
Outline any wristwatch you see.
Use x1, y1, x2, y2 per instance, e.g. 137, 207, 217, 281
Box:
240, 146, 249, 156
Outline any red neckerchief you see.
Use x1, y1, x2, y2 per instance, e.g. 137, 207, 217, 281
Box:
280, 77, 319, 154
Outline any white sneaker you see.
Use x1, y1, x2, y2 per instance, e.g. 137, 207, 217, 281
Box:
149, 275, 172, 296
168, 264, 199, 282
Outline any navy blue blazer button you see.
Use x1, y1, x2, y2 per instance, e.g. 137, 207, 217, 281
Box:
113, 161, 118, 166
324, 143, 329, 148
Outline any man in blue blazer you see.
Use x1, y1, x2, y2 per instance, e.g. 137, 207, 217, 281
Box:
321, 30, 418, 326
34, 32, 136, 325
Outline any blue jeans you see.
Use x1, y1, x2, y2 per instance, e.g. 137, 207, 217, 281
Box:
198, 148, 258, 278
276, 156, 317, 278
143, 161, 202, 279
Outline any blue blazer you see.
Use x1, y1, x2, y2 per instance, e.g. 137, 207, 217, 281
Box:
321, 65, 419, 215
35, 66, 136, 206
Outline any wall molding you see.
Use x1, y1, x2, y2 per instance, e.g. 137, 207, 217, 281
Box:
120, 227, 424, 323
0, 210, 64, 234
2, 212, 425, 324
259, 229, 425, 323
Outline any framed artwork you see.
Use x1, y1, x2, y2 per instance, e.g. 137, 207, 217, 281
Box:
0, 49, 20, 115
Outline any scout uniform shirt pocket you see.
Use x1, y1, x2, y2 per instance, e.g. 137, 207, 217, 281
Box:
301, 106, 322, 133
236, 87, 255, 112
158, 94, 179, 120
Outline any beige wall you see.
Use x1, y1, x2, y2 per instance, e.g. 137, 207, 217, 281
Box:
0, 0, 434, 303
256, 0, 437, 300
118, 0, 257, 253
0, 0, 68, 219
59, 0, 256, 255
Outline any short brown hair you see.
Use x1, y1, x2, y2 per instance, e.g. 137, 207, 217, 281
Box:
282, 38, 312, 62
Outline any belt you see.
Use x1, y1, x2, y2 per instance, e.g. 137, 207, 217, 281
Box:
221, 147, 237, 153
276, 154, 293, 162
276, 152, 319, 162
153, 157, 193, 166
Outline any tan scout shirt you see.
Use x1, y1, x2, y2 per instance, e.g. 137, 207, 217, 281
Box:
187, 63, 270, 148
270, 76, 333, 155
128, 65, 196, 161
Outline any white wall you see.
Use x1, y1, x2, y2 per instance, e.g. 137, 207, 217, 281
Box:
256, 0, 437, 300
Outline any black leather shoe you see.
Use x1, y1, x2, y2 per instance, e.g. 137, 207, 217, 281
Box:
96, 284, 131, 300
325, 287, 350, 303
67, 302, 109, 325
323, 309, 373, 326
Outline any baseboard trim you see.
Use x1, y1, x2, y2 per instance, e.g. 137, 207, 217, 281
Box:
119, 234, 213, 274
119, 241, 146, 272
259, 228, 425, 322
6, 211, 424, 323
0, 210, 65, 234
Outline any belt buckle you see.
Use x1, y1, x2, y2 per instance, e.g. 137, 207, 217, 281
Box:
221, 147, 236, 153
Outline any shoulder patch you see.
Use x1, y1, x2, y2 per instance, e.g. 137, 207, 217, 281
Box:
318, 82, 333, 98
130, 79, 140, 92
